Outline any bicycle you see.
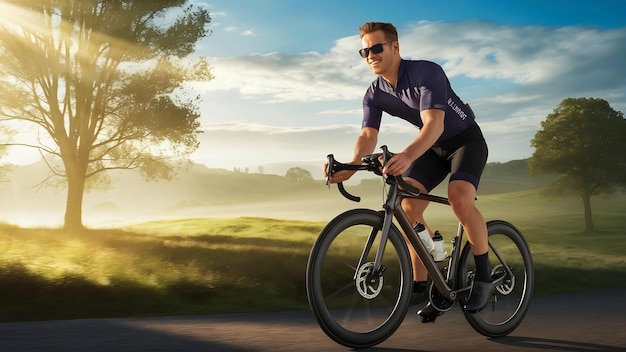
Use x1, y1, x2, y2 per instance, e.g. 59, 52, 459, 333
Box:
305, 146, 534, 348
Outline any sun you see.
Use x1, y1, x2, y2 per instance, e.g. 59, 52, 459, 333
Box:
0, 1, 43, 33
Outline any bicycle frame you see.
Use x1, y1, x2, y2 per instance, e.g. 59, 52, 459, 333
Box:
329, 146, 511, 304
356, 178, 470, 302
311, 147, 534, 346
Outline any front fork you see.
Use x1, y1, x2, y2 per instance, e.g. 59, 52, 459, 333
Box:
353, 184, 399, 282
353, 209, 394, 282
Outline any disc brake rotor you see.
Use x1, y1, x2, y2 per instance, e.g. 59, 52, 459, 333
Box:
355, 262, 383, 299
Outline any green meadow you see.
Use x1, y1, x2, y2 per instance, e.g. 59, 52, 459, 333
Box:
0, 218, 322, 321
0, 161, 625, 322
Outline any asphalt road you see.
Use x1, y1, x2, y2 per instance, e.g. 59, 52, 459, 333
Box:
1, 287, 624, 351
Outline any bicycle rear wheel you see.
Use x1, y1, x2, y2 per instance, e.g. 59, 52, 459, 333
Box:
306, 209, 412, 348
458, 220, 534, 337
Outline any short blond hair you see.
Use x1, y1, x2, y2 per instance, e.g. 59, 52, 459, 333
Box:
358, 22, 398, 42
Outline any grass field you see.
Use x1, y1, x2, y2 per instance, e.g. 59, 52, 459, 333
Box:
0, 190, 625, 322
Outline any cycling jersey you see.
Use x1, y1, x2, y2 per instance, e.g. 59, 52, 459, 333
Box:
362, 59, 475, 143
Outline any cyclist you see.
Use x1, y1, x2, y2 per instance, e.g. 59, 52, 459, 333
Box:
324, 22, 493, 322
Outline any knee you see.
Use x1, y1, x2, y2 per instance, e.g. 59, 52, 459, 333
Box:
449, 194, 475, 220
448, 181, 478, 220
402, 198, 427, 220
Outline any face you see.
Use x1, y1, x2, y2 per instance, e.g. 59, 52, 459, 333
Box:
360, 30, 397, 76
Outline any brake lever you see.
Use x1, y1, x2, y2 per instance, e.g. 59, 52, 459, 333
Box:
380, 145, 389, 160
325, 154, 334, 188
380, 145, 392, 180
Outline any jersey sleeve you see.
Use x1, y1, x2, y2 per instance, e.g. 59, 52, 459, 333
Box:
418, 62, 448, 112
362, 83, 383, 130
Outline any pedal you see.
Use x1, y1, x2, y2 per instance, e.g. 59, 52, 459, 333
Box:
419, 314, 441, 324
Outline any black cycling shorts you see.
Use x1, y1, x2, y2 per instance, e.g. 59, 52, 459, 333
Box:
404, 122, 488, 192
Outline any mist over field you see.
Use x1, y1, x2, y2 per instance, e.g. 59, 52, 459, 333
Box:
0, 160, 356, 227
1, 158, 624, 322
0, 159, 554, 228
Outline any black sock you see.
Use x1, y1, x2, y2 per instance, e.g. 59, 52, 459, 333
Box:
413, 281, 427, 293
473, 252, 492, 283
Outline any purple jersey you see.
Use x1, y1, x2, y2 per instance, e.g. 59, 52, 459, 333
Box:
362, 59, 475, 143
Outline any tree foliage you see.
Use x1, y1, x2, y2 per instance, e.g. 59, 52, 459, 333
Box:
285, 167, 314, 183
0, 124, 11, 181
0, 0, 213, 230
529, 97, 626, 232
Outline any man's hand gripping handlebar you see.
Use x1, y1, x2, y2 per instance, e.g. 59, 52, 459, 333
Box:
325, 145, 422, 202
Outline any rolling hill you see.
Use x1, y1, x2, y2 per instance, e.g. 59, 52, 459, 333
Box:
0, 159, 551, 228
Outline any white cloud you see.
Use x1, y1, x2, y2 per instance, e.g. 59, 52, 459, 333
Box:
192, 122, 364, 169
222, 26, 255, 36
403, 21, 626, 93
194, 51, 367, 102
201, 121, 358, 135
192, 21, 626, 167
400, 21, 567, 84
318, 108, 362, 115
200, 22, 625, 105
209, 11, 228, 18
195, 119, 511, 169
480, 114, 543, 134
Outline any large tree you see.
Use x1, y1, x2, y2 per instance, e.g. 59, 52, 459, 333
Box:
529, 97, 626, 233
0, 0, 213, 230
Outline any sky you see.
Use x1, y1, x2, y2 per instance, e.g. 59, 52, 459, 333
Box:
6, 0, 626, 174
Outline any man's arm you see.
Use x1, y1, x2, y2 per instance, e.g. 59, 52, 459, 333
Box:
324, 127, 378, 183
382, 109, 444, 176
351, 127, 379, 164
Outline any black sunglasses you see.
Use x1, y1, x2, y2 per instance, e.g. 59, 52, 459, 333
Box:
359, 42, 389, 58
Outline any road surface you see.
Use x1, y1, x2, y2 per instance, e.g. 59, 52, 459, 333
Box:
1, 287, 624, 351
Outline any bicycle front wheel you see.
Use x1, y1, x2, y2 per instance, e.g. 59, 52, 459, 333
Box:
458, 220, 534, 337
306, 209, 412, 348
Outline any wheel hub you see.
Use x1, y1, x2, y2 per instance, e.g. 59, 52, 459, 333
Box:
492, 264, 515, 295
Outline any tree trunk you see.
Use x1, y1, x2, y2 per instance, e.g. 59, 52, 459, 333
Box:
64, 163, 87, 232
581, 193, 595, 233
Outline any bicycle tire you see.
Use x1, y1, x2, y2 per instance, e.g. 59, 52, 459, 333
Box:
306, 209, 412, 348
458, 220, 534, 337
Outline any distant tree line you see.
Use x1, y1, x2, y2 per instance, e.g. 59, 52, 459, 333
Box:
232, 166, 265, 174
285, 167, 314, 182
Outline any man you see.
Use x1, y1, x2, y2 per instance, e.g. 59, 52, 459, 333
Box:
324, 22, 493, 323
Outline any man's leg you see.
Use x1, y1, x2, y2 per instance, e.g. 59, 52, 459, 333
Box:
402, 197, 431, 282
448, 179, 493, 312
448, 180, 487, 254
401, 150, 449, 318
404, 183, 446, 322
401, 178, 432, 283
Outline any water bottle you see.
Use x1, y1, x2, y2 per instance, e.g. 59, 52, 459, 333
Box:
432, 230, 447, 262
413, 223, 435, 254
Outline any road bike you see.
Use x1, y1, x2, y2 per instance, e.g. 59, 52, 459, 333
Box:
305, 146, 534, 348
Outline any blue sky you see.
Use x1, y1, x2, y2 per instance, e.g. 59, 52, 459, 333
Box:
6, 0, 626, 174
198, 0, 625, 56
182, 0, 626, 173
